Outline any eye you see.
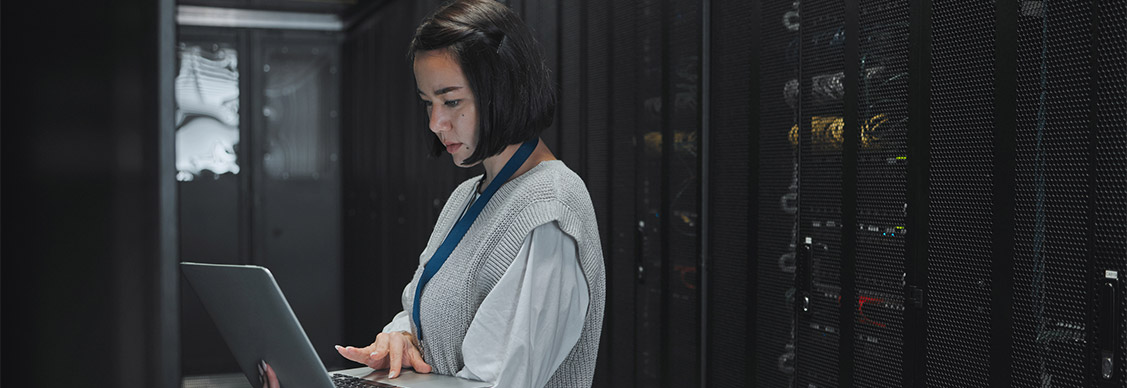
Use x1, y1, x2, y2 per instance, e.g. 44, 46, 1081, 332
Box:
445, 100, 461, 108
421, 100, 433, 107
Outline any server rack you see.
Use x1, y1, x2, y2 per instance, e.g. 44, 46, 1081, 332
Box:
709, 0, 1126, 387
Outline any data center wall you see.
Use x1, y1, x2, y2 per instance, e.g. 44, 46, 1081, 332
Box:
346, 1, 1126, 387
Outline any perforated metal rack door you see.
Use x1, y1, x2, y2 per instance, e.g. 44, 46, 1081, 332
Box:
606, 1, 640, 386
631, 1, 667, 385
706, 0, 754, 385
854, 1, 909, 387
1012, 1, 1092, 386
756, 0, 800, 386
797, 0, 845, 386
1094, 0, 1127, 386
663, 1, 703, 386
698, 0, 752, 385
927, 1, 996, 386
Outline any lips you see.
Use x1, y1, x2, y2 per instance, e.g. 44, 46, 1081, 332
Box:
445, 143, 462, 154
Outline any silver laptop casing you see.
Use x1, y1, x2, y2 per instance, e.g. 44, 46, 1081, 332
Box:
181, 262, 489, 388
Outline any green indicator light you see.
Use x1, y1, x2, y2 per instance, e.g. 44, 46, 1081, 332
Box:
896, 156, 907, 160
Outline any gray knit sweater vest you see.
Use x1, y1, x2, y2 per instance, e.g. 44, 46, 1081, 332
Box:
407, 160, 605, 388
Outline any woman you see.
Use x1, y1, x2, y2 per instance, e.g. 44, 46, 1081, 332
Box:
335, 1, 605, 387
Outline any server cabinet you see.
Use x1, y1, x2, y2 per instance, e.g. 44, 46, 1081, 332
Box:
177, 27, 343, 376
1092, 1, 1127, 386
927, 0, 1001, 384
752, 0, 803, 385
1012, 1, 1127, 387
853, 0, 910, 386
176, 28, 248, 375
794, 0, 848, 386
928, 1, 1126, 387
736, 0, 1126, 387
252, 29, 344, 371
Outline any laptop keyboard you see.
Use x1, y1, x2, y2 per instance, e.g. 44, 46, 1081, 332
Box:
331, 373, 399, 388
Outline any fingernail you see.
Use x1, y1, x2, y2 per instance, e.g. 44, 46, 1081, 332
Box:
335, 345, 344, 350
370, 351, 379, 357
389, 371, 397, 378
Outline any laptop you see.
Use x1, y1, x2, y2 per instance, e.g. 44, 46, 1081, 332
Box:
181, 262, 491, 388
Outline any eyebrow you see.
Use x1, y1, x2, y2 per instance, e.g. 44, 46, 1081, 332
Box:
417, 86, 464, 96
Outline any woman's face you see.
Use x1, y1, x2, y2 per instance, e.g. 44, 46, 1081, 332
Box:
414, 49, 479, 167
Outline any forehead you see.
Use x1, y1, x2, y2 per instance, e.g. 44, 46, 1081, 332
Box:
413, 50, 467, 93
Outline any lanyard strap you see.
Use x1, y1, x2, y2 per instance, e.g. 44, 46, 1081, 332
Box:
412, 138, 539, 340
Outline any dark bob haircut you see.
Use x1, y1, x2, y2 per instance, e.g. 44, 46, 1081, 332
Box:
409, 0, 557, 165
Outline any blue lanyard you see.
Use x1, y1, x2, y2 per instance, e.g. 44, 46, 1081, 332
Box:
412, 138, 539, 340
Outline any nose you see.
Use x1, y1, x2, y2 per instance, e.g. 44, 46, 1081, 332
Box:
428, 106, 449, 134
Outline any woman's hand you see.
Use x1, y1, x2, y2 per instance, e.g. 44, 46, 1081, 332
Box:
335, 331, 432, 379
258, 361, 279, 388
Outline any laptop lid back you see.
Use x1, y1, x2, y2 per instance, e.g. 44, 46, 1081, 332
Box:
181, 262, 335, 388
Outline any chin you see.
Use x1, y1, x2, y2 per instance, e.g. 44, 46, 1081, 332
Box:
453, 156, 479, 168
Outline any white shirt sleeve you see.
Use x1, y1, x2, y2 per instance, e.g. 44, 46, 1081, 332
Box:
382, 309, 413, 334
454, 221, 589, 388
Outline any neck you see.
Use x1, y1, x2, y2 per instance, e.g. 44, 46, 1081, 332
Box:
479, 138, 553, 191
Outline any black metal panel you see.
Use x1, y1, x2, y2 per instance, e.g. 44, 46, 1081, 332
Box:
755, 0, 800, 385
559, 0, 582, 167
840, 0, 859, 384
663, 1, 702, 387
797, 0, 845, 386
635, 0, 667, 385
527, 0, 560, 151
1012, 1, 1093, 386
607, 1, 640, 386
584, 0, 611, 255
707, 0, 753, 386
254, 30, 344, 369
343, 0, 402, 351
3, 0, 178, 385
632, 0, 665, 385
927, 1, 996, 386
583, 0, 613, 385
905, 0, 932, 385
341, 7, 382, 349
855, 1, 909, 387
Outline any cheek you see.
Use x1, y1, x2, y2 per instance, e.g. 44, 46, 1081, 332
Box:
458, 109, 478, 144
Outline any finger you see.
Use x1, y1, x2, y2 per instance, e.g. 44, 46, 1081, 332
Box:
335, 345, 370, 365
265, 362, 280, 388
388, 336, 404, 378
407, 345, 432, 374
259, 361, 267, 388
371, 333, 389, 360
335, 345, 356, 362
361, 335, 382, 356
